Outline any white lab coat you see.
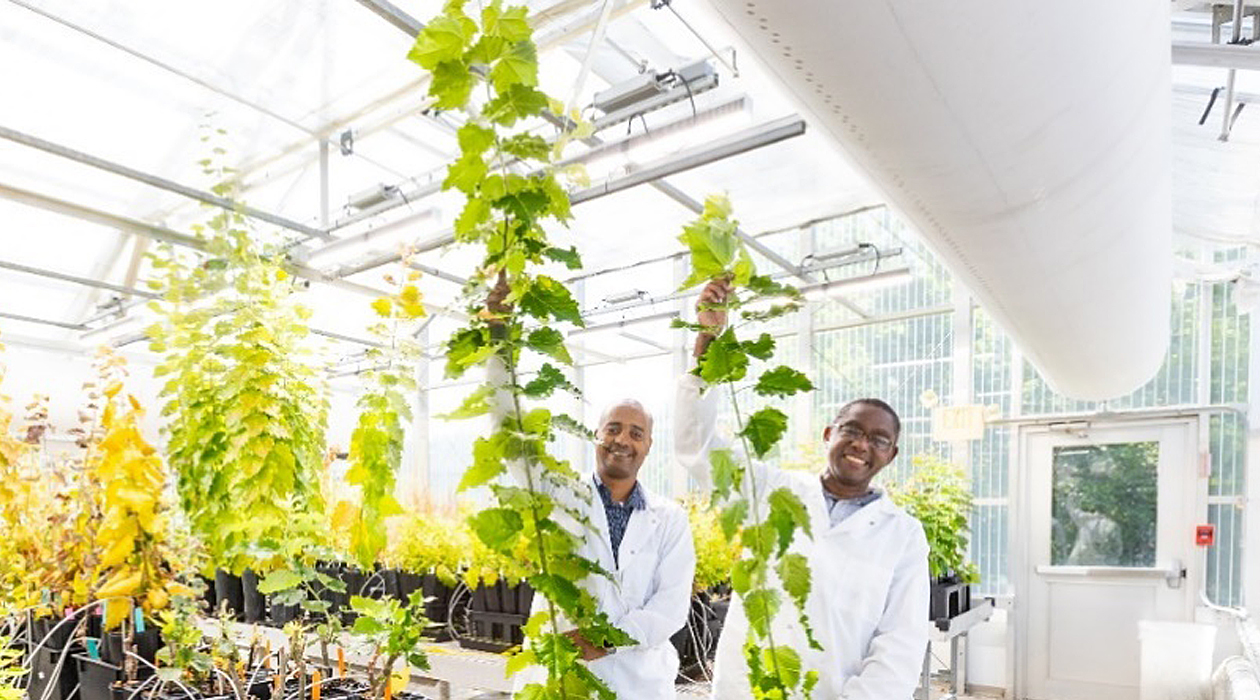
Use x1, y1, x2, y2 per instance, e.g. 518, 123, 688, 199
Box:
675, 374, 929, 700
511, 471, 696, 699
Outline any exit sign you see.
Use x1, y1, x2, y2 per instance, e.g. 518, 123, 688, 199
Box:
932, 405, 987, 441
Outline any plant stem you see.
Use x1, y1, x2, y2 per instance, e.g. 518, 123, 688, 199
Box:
497, 327, 570, 700
727, 384, 787, 695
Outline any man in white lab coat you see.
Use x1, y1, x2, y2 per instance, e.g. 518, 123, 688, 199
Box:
513, 399, 696, 699
674, 279, 929, 700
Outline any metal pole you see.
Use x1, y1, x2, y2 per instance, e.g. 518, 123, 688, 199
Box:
566, 0, 618, 117
0, 125, 330, 240
0, 311, 87, 331
0, 182, 206, 251
0, 259, 157, 300
1220, 0, 1246, 141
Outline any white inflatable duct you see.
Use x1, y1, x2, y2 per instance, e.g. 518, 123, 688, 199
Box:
702, 0, 1172, 400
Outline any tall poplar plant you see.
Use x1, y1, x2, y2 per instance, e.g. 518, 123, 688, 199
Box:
342, 260, 427, 570
679, 194, 821, 698
148, 143, 328, 574
408, 2, 629, 697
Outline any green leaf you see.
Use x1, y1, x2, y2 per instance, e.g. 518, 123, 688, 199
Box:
754, 366, 814, 398
710, 448, 742, 501
698, 328, 748, 385
483, 4, 531, 41
459, 435, 506, 491
776, 552, 811, 606
768, 487, 812, 539
469, 507, 523, 550
457, 122, 496, 156
256, 569, 303, 594
744, 588, 781, 638
742, 333, 775, 360
747, 274, 800, 299
676, 194, 756, 289
489, 40, 539, 93
443, 151, 488, 194
408, 14, 474, 70
520, 276, 583, 325
542, 246, 581, 270
525, 327, 572, 364
455, 196, 490, 240
500, 133, 551, 161
718, 498, 748, 541
484, 84, 549, 126
552, 413, 596, 442
430, 60, 476, 110
730, 558, 756, 594
763, 646, 802, 690
438, 383, 495, 420
740, 407, 788, 458
522, 363, 579, 398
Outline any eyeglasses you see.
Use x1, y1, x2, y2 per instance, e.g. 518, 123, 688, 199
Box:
834, 424, 896, 451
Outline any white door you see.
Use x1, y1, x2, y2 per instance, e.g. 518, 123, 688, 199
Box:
1016, 420, 1202, 700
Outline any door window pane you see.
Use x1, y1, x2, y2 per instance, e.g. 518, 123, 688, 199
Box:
1051, 442, 1158, 566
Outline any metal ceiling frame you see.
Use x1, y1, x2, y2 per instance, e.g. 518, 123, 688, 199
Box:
0, 125, 330, 240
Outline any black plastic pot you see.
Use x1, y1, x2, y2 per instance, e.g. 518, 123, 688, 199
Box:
380, 569, 401, 601
242, 569, 267, 623
101, 627, 160, 676
76, 655, 121, 700
670, 591, 731, 682
30, 616, 74, 653
215, 570, 245, 619
28, 642, 82, 700
199, 575, 218, 615
458, 580, 533, 653
268, 602, 301, 627
929, 575, 971, 622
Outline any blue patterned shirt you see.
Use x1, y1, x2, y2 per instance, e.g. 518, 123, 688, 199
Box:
823, 487, 883, 527
594, 474, 647, 567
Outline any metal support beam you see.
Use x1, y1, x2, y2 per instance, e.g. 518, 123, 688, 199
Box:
0, 311, 87, 331
0, 182, 206, 251
1172, 40, 1260, 70
353, 0, 425, 36
0, 125, 331, 240
0, 259, 157, 300
569, 116, 806, 203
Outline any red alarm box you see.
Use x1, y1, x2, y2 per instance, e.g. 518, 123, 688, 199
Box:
1195, 524, 1215, 546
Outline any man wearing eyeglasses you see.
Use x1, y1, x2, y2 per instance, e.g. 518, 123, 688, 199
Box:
674, 279, 929, 700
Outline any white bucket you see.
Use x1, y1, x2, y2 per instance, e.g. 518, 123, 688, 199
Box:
1138, 621, 1216, 700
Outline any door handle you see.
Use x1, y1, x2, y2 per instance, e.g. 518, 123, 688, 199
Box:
1165, 559, 1186, 589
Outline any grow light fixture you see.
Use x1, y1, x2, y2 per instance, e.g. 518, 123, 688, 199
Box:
577, 94, 753, 180
346, 183, 400, 211
802, 267, 913, 301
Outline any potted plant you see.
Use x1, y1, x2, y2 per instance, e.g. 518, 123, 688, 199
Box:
884, 453, 980, 621
671, 497, 739, 680
348, 592, 431, 700
456, 513, 533, 653
146, 138, 329, 579
383, 510, 464, 638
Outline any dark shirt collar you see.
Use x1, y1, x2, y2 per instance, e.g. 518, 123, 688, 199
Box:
593, 473, 647, 510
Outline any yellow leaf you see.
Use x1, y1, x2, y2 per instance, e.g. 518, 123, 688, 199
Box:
99, 534, 135, 569
370, 298, 392, 317
103, 381, 123, 398
276, 268, 289, 281
96, 568, 142, 600
127, 395, 142, 411
103, 598, 132, 630
145, 586, 168, 612
331, 500, 358, 530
